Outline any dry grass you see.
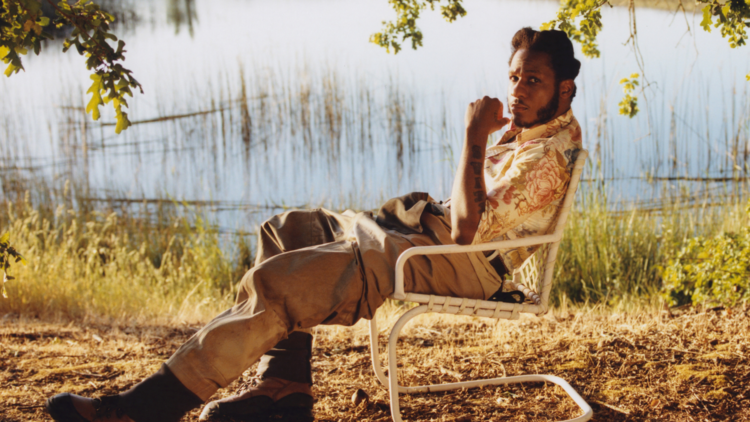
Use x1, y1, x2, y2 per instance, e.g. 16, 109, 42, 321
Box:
2, 304, 749, 422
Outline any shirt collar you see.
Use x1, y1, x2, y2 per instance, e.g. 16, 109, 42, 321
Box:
494, 108, 574, 147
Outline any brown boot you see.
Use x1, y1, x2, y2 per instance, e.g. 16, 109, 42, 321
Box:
46, 364, 203, 422
46, 393, 135, 422
199, 377, 313, 422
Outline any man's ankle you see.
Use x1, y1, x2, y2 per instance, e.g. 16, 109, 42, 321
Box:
255, 331, 314, 384
118, 364, 204, 422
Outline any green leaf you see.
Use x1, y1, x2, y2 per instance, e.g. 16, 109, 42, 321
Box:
0, 232, 9, 245
701, 4, 713, 32
115, 77, 129, 90
86, 75, 104, 121
115, 112, 130, 134
4, 62, 18, 77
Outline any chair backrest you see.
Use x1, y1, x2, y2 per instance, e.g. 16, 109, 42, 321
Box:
511, 149, 588, 314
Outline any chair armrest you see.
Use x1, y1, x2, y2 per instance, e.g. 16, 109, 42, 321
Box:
391, 233, 562, 300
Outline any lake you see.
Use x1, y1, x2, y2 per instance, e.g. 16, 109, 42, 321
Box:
1, 0, 748, 233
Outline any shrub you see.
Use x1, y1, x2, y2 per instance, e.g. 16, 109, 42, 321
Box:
661, 201, 750, 307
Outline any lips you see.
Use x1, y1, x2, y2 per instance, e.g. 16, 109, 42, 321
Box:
510, 103, 528, 113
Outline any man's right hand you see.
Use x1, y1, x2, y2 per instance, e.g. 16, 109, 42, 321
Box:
450, 96, 508, 245
464, 96, 510, 137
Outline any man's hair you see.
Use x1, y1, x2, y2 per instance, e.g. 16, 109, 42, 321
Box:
509, 27, 581, 98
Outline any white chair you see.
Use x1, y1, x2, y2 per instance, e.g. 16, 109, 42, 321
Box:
368, 150, 592, 422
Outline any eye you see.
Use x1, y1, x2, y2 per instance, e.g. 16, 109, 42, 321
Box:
530, 77, 541, 83
509, 75, 519, 82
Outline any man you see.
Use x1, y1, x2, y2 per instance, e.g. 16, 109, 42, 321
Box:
45, 27, 582, 422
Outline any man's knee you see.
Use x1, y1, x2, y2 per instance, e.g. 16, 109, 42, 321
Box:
235, 262, 286, 309
235, 265, 266, 306
262, 209, 325, 230
257, 209, 338, 262
257, 211, 316, 265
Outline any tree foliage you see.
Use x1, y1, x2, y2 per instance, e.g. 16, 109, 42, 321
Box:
0, 0, 142, 134
540, 0, 606, 59
661, 201, 750, 307
370, 0, 466, 54
700, 0, 750, 49
372, 0, 750, 115
618, 73, 640, 118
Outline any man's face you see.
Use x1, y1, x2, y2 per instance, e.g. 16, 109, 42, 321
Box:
507, 49, 560, 129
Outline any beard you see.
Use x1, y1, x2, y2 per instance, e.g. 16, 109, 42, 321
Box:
512, 84, 560, 129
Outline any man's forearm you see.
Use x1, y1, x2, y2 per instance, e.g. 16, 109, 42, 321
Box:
450, 127, 488, 245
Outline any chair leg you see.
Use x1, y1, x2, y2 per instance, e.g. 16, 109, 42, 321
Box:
387, 305, 430, 422
369, 315, 389, 387
370, 305, 593, 422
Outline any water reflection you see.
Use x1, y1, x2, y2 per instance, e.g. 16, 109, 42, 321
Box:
0, 0, 748, 232
167, 0, 197, 36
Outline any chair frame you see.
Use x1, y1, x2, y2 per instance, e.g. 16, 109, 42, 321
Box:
368, 150, 592, 422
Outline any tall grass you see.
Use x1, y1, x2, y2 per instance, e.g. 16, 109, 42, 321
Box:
0, 187, 250, 322
553, 180, 749, 308
1, 176, 747, 322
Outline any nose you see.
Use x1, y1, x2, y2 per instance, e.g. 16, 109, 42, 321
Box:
510, 80, 526, 100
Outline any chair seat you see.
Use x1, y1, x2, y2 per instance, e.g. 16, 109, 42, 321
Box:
395, 293, 543, 320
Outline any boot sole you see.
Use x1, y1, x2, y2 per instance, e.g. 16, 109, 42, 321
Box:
201, 393, 314, 422
206, 408, 313, 422
264, 407, 314, 422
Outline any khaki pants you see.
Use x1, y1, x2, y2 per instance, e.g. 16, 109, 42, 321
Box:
167, 200, 503, 400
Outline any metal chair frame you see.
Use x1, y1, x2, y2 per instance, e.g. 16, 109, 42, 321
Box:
368, 150, 592, 422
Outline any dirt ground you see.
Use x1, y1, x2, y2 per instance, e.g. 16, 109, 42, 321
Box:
2, 305, 749, 422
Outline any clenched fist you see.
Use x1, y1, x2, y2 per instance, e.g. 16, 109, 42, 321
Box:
464, 96, 510, 139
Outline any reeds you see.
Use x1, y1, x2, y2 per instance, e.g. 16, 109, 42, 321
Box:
1, 57, 748, 321
0, 188, 247, 322
1, 175, 747, 321
553, 178, 749, 308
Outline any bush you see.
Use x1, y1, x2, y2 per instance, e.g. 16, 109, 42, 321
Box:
661, 201, 750, 307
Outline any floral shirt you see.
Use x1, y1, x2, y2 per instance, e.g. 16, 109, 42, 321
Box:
475, 108, 582, 272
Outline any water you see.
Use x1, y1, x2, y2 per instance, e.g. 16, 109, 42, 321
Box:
1, 0, 749, 232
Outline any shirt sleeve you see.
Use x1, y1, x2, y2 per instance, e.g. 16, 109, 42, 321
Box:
474, 139, 572, 244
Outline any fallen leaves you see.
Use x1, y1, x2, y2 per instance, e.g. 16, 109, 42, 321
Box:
1, 305, 750, 421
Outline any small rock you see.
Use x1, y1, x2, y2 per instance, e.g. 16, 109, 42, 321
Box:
351, 388, 369, 406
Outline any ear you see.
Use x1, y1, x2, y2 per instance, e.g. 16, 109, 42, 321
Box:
559, 80, 575, 100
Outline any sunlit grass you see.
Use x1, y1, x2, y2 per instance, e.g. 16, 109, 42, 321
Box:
1, 177, 747, 322
554, 180, 749, 308
0, 189, 249, 322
